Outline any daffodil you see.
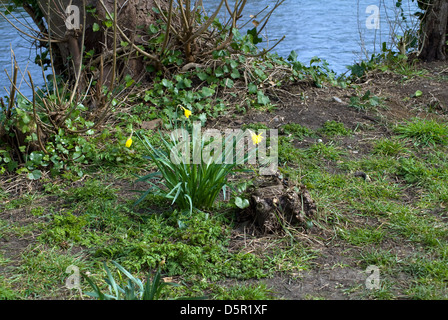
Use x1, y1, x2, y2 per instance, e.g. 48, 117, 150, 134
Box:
251, 132, 263, 145
126, 137, 133, 148
182, 107, 192, 119
126, 132, 133, 148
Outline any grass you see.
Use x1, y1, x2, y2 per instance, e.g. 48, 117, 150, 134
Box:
372, 138, 408, 157
318, 120, 351, 137
394, 118, 448, 146
2, 120, 448, 300
1, 64, 448, 301
282, 123, 315, 139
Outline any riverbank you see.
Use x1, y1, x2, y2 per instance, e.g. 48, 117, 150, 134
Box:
1, 58, 448, 300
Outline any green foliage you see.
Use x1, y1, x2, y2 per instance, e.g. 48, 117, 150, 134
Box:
0, 97, 144, 179
287, 51, 342, 88
82, 261, 182, 300
282, 123, 315, 139
39, 212, 87, 245
394, 118, 448, 146
396, 157, 430, 184
347, 42, 425, 79
349, 90, 384, 111
135, 128, 254, 217
372, 138, 408, 157
306, 142, 343, 161
319, 120, 350, 137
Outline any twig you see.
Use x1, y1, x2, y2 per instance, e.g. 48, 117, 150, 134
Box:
28, 71, 48, 154
7, 61, 18, 119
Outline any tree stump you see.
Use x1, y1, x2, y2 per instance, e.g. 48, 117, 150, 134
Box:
248, 175, 317, 234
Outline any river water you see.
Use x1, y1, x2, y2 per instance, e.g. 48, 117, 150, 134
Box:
0, 0, 419, 98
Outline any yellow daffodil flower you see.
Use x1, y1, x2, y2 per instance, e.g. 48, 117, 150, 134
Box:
182, 107, 192, 119
251, 132, 263, 145
126, 131, 133, 148
125, 137, 133, 148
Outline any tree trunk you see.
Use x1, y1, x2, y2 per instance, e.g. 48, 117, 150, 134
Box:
419, 0, 448, 61
34, 0, 166, 84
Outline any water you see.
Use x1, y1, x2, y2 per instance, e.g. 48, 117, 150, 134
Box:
202, 0, 419, 73
0, 0, 48, 99
0, 0, 419, 99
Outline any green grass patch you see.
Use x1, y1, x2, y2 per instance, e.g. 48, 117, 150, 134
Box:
372, 138, 408, 157
394, 118, 448, 146
318, 120, 351, 137
282, 123, 315, 139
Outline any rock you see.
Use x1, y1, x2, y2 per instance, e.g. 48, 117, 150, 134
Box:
332, 96, 344, 104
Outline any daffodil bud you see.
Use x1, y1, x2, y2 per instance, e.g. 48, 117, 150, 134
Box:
126, 137, 133, 148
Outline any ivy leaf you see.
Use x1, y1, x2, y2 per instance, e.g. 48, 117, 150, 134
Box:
197, 72, 209, 81
235, 197, 250, 209
29, 152, 43, 165
414, 90, 423, 97
257, 90, 270, 105
287, 50, 298, 62
92, 23, 100, 32
247, 28, 262, 45
215, 67, 224, 78
248, 83, 258, 94
201, 87, 215, 98
230, 69, 241, 79
28, 170, 42, 180
224, 78, 234, 88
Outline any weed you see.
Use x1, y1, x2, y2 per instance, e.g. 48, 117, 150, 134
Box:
396, 157, 431, 184
306, 142, 344, 161
39, 212, 88, 245
282, 123, 315, 139
338, 226, 385, 246
318, 121, 350, 137
64, 180, 118, 203
15, 247, 86, 298
349, 90, 385, 111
